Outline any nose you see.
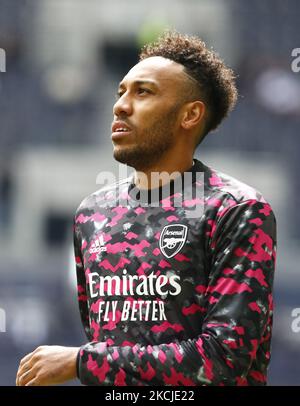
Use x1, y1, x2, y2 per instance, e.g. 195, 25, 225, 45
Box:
113, 92, 133, 117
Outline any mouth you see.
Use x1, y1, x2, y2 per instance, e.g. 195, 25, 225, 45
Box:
111, 121, 133, 140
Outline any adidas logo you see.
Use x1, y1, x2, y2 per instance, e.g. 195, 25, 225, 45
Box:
89, 235, 107, 253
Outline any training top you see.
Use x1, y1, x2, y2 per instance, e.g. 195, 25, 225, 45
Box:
73, 159, 276, 386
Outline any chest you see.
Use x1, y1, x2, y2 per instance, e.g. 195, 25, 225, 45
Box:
80, 205, 208, 278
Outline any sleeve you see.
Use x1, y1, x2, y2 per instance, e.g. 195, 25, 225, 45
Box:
76, 200, 277, 386
73, 218, 91, 342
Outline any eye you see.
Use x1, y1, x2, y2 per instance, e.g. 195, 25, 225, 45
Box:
137, 88, 151, 95
115, 91, 124, 100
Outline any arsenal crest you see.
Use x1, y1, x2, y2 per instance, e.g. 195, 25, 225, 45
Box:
159, 224, 188, 258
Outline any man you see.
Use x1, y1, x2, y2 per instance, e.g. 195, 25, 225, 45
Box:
16, 31, 276, 386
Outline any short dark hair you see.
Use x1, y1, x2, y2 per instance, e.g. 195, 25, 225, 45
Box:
139, 30, 238, 142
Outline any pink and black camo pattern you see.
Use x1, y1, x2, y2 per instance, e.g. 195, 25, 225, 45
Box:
73, 159, 276, 386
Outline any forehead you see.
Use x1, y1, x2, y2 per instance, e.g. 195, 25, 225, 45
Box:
120, 56, 185, 87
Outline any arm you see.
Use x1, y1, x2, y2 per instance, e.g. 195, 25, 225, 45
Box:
74, 219, 92, 341
16, 219, 87, 386
77, 200, 276, 386
16, 346, 79, 386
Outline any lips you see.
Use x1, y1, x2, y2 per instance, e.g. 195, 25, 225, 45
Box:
111, 121, 132, 133
111, 121, 133, 142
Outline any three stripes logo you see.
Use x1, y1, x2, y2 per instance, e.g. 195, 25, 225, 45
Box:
89, 234, 107, 253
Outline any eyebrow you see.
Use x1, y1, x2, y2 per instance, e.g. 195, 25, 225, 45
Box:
118, 79, 159, 89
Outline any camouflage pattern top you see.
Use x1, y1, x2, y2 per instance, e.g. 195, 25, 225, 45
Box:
73, 159, 276, 386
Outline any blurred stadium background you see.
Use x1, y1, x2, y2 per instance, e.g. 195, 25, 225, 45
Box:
0, 0, 299, 386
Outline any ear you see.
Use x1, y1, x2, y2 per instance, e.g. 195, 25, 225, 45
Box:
181, 101, 206, 130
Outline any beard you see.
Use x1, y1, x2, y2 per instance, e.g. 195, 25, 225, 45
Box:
113, 105, 180, 171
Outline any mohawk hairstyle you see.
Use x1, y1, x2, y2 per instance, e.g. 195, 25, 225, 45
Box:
139, 30, 238, 141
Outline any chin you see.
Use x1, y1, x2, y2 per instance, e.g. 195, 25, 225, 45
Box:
113, 148, 146, 170
113, 147, 133, 166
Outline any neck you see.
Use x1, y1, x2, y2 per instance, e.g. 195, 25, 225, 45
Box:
133, 152, 194, 190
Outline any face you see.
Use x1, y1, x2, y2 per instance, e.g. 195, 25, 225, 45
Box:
111, 57, 187, 170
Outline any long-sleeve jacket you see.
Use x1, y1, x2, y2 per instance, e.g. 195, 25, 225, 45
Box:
73, 159, 276, 386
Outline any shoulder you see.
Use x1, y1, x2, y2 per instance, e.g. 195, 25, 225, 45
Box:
195, 159, 276, 224
196, 162, 277, 251
74, 177, 132, 220
199, 160, 267, 205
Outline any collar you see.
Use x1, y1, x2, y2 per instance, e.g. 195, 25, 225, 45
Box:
128, 159, 204, 204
